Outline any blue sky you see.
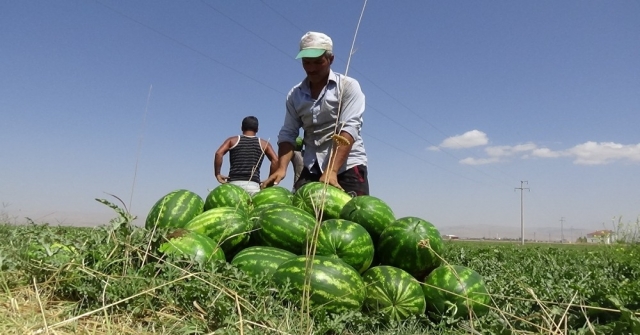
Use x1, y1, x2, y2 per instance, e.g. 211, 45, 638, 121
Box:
1, 1, 639, 239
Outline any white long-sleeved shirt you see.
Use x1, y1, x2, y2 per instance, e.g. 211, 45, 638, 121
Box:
277, 70, 367, 174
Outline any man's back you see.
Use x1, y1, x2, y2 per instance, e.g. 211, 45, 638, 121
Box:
228, 135, 264, 183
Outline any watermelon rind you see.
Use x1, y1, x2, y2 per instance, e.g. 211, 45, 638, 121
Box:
251, 186, 292, 207
422, 265, 491, 319
339, 195, 395, 244
314, 219, 374, 273
183, 207, 252, 257
377, 216, 444, 279
231, 246, 296, 278
256, 204, 316, 254
272, 255, 366, 314
292, 182, 351, 220
145, 189, 204, 229
159, 229, 225, 265
362, 265, 426, 322
204, 184, 251, 212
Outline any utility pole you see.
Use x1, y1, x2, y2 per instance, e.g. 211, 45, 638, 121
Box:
515, 181, 530, 245
560, 217, 565, 243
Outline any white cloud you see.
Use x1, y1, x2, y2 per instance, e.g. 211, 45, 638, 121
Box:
434, 130, 640, 166
460, 157, 501, 165
438, 130, 488, 149
566, 141, 640, 165
485, 142, 537, 158
530, 148, 562, 158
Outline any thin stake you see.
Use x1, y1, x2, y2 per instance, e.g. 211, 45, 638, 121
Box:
33, 277, 50, 335
129, 84, 153, 212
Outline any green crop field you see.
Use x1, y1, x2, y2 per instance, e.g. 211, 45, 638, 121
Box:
1, 200, 639, 335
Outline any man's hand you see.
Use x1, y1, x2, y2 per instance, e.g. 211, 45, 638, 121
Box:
216, 174, 228, 184
320, 170, 343, 191
261, 170, 286, 189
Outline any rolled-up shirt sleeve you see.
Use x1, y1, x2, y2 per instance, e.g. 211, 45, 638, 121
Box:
338, 78, 365, 141
277, 90, 303, 145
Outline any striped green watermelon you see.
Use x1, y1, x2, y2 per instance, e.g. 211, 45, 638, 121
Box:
339, 195, 395, 244
183, 207, 251, 257
159, 229, 225, 265
204, 184, 251, 212
314, 219, 374, 273
145, 189, 204, 229
292, 182, 351, 220
422, 265, 490, 319
377, 217, 444, 280
245, 203, 281, 247
231, 246, 296, 278
362, 266, 426, 321
256, 204, 316, 254
251, 186, 292, 207
272, 255, 365, 314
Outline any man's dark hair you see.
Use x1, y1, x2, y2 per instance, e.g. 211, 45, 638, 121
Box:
241, 116, 259, 132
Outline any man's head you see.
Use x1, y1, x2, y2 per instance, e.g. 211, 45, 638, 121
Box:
241, 116, 259, 132
296, 32, 334, 84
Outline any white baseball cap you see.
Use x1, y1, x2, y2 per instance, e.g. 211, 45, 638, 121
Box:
296, 32, 333, 59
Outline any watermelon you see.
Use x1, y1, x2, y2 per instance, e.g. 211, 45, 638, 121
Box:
272, 255, 365, 314
362, 266, 426, 321
145, 189, 204, 229
256, 204, 316, 254
244, 203, 277, 247
339, 195, 395, 243
251, 186, 292, 207
231, 246, 296, 278
183, 207, 252, 257
292, 182, 352, 220
204, 184, 251, 212
377, 217, 444, 279
422, 265, 490, 319
158, 229, 225, 265
313, 219, 374, 273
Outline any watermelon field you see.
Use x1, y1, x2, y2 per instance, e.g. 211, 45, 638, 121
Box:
1, 184, 639, 335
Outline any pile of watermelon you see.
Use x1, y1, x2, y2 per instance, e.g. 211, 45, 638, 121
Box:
145, 182, 491, 321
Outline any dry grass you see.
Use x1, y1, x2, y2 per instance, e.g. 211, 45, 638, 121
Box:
0, 284, 184, 335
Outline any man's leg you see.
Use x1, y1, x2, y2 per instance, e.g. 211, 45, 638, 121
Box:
337, 165, 369, 196
293, 163, 321, 193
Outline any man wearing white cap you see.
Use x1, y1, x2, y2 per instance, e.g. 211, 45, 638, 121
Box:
263, 31, 369, 196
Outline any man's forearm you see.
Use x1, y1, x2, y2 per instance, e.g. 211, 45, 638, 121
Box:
214, 153, 223, 175
328, 131, 354, 173
277, 142, 295, 171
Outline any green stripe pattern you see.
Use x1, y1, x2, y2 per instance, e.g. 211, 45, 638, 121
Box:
339, 195, 395, 244
204, 184, 251, 212
362, 265, 426, 321
145, 189, 204, 229
314, 219, 375, 273
231, 246, 296, 278
256, 205, 315, 254
422, 265, 490, 319
159, 229, 225, 265
272, 255, 366, 314
377, 216, 444, 280
251, 186, 292, 207
183, 207, 252, 257
292, 182, 352, 220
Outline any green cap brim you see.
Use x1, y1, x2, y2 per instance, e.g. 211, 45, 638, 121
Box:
296, 48, 326, 59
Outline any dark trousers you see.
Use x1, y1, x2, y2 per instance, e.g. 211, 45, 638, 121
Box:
293, 162, 369, 197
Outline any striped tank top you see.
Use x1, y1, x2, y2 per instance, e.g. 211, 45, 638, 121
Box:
228, 135, 265, 183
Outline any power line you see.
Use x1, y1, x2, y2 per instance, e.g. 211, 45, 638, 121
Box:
95, 0, 518, 189
92, 0, 286, 96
